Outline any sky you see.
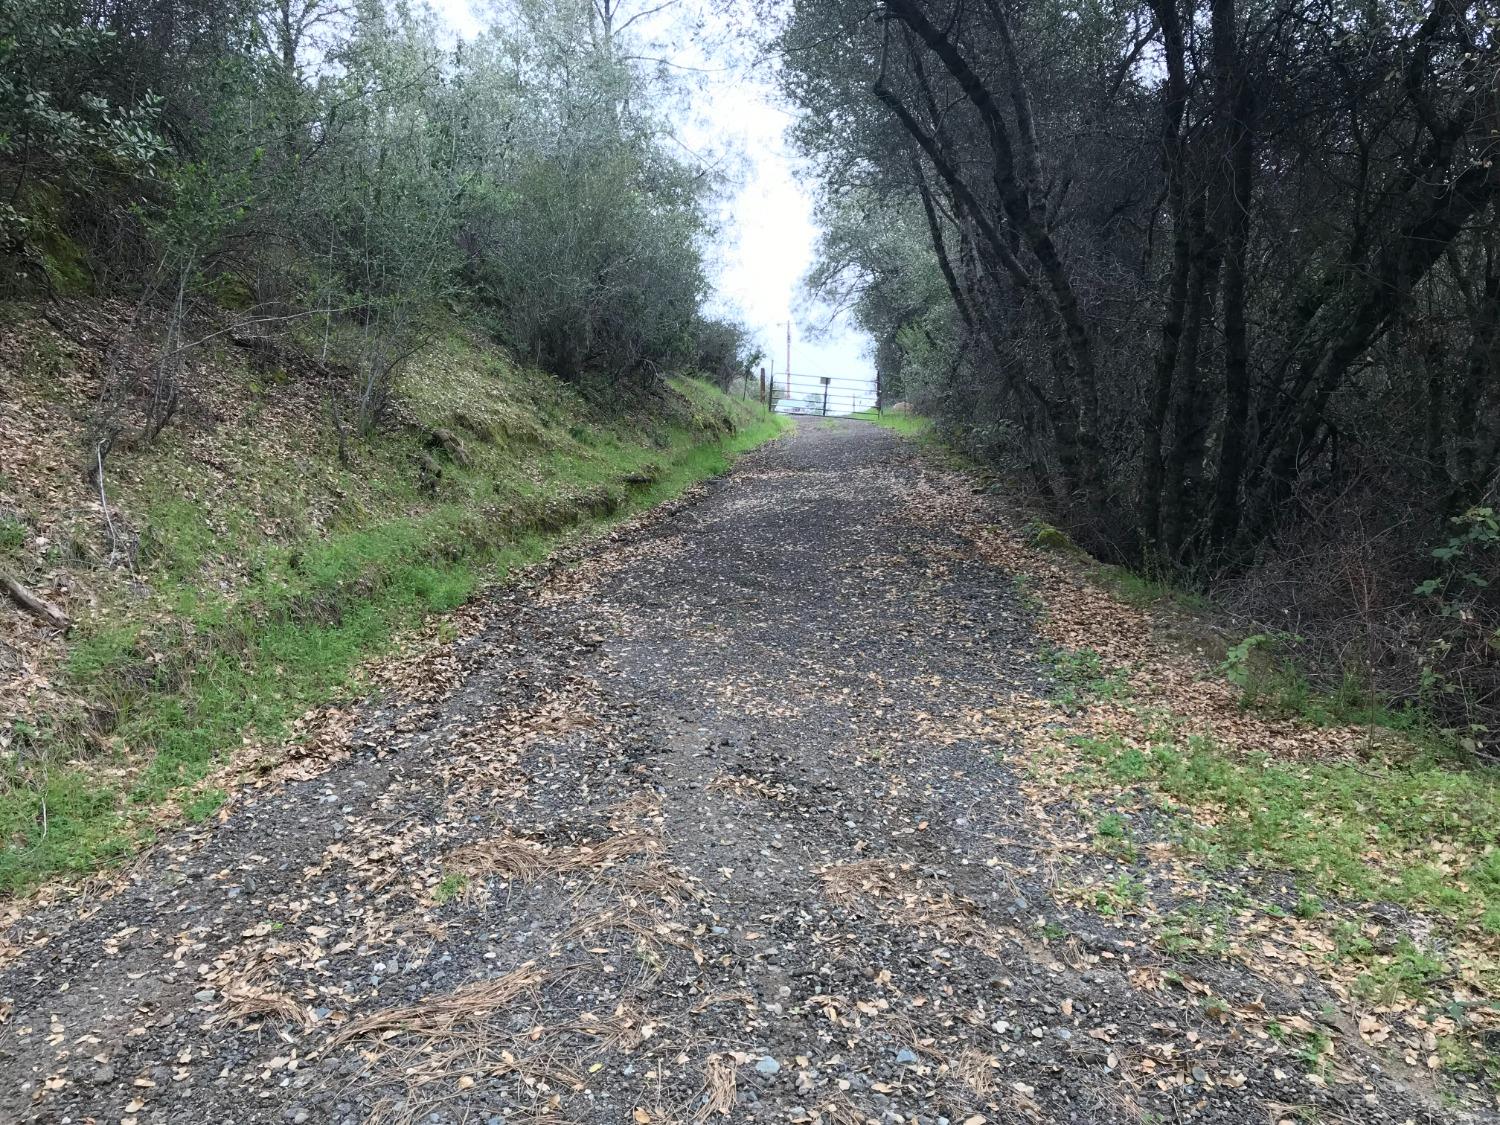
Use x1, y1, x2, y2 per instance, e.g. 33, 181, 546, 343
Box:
429, 0, 878, 409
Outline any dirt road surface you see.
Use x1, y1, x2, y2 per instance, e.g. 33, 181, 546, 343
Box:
0, 421, 1466, 1124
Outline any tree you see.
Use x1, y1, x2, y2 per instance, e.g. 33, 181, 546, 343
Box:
0, 0, 168, 292
780, 0, 1500, 565
778, 0, 1500, 721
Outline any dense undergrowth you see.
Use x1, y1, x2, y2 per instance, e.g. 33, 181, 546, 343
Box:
0, 314, 785, 894
896, 409, 1479, 748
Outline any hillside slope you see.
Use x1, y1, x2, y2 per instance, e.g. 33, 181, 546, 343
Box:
0, 300, 783, 892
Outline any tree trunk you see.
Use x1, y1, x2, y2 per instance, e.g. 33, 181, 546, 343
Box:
1138, 0, 1191, 549
1454, 264, 1500, 504
1206, 1, 1255, 558
1245, 158, 1500, 541
1160, 197, 1222, 561
885, 0, 1104, 501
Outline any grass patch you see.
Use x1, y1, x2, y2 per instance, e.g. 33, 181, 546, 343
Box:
0, 514, 27, 554
1156, 903, 1231, 957
1220, 633, 1444, 745
1299, 1029, 1334, 1076
433, 871, 469, 904
183, 787, 227, 823
1045, 646, 1132, 708
1010, 573, 1043, 615
1093, 562, 1210, 613
1351, 939, 1447, 1004
0, 336, 786, 896
854, 409, 933, 439
1094, 810, 1138, 861
1294, 893, 1323, 919
1066, 725, 1500, 929
1090, 873, 1147, 916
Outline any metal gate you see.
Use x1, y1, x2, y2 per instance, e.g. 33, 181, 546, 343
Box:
774, 372, 878, 417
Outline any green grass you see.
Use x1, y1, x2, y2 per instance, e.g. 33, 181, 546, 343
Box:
852, 408, 933, 438
1299, 1030, 1334, 1076
1090, 873, 1147, 916
1045, 645, 1133, 707
1093, 562, 1211, 613
1156, 903, 1231, 957
1294, 893, 1323, 919
1094, 810, 1138, 860
1218, 633, 1453, 755
0, 514, 26, 554
433, 871, 468, 904
1352, 939, 1447, 1004
182, 787, 226, 823
1066, 725, 1500, 932
0, 339, 787, 895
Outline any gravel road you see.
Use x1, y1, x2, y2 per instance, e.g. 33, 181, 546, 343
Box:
0, 419, 1467, 1124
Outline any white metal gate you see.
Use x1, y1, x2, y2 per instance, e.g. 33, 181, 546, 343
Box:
774, 372, 878, 417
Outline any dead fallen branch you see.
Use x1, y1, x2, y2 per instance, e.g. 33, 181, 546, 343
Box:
2, 572, 69, 631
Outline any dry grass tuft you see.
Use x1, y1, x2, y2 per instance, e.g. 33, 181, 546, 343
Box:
449, 834, 554, 880
611, 856, 700, 908
449, 829, 662, 883
359, 1043, 585, 1125
812, 1096, 870, 1125
1006, 1083, 1045, 1122
208, 978, 310, 1029
948, 1046, 997, 1098
820, 859, 1009, 954
606, 790, 663, 824
705, 773, 790, 802
690, 989, 756, 1015
331, 962, 548, 1046
565, 899, 700, 965
820, 858, 901, 906
693, 1054, 737, 1120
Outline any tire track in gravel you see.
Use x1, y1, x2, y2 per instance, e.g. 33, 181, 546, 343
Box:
0, 419, 1462, 1125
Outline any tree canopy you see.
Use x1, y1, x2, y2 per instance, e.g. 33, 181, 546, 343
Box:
0, 0, 755, 420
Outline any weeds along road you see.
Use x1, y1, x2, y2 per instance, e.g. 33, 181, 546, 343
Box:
0, 420, 1472, 1124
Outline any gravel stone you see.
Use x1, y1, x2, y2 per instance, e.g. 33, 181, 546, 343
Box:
0, 421, 1471, 1125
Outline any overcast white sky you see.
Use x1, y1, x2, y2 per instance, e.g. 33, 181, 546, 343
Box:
430, 0, 876, 405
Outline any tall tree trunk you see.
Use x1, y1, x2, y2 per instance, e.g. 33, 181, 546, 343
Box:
1244, 158, 1500, 542
1160, 197, 1222, 561
1138, 0, 1191, 549
1206, 3, 1255, 558
912, 155, 976, 330
1454, 264, 1500, 504
1424, 337, 1449, 490
885, 0, 1104, 503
